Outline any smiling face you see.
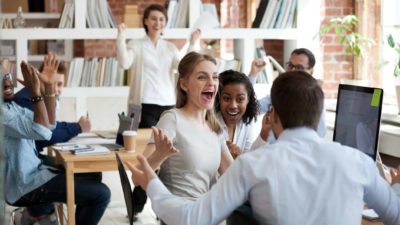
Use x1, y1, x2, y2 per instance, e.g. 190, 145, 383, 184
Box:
3, 73, 14, 102
144, 10, 166, 37
219, 83, 249, 125
180, 60, 218, 110
55, 73, 65, 97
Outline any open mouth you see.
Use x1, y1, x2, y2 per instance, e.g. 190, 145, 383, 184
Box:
201, 91, 214, 101
227, 111, 239, 116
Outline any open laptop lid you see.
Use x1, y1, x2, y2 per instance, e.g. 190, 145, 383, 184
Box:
333, 84, 383, 160
115, 153, 135, 225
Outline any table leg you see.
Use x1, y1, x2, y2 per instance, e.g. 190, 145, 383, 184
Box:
66, 162, 75, 225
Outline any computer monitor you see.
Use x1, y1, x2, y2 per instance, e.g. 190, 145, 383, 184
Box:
333, 84, 383, 160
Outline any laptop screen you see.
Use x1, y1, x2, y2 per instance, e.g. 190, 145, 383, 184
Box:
333, 84, 383, 160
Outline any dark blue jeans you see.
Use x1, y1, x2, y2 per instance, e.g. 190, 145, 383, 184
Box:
13, 173, 111, 225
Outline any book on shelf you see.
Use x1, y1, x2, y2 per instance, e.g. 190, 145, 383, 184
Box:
58, 1, 74, 28
166, 0, 189, 28
216, 58, 241, 74
67, 57, 122, 87
86, 0, 116, 28
253, 0, 297, 29
252, 0, 269, 28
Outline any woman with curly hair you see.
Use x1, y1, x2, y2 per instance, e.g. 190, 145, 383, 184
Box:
215, 70, 260, 158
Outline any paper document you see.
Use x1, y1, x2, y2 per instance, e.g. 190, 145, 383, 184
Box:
72, 145, 110, 155
362, 209, 379, 220
52, 144, 92, 151
191, 11, 219, 32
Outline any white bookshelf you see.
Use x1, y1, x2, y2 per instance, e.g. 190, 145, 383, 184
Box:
1, 0, 321, 128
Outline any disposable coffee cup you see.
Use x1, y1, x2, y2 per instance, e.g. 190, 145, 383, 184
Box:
123, 130, 137, 152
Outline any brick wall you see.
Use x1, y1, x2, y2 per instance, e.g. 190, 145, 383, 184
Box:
78, 0, 355, 99
320, 0, 355, 99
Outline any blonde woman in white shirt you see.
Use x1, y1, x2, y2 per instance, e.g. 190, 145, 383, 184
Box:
116, 4, 200, 128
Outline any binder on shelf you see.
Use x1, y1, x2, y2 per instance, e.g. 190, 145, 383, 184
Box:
252, 0, 269, 28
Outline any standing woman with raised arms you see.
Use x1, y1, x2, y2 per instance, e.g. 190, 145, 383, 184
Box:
117, 3, 200, 127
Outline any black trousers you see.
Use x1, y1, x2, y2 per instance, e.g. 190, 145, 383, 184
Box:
134, 103, 174, 214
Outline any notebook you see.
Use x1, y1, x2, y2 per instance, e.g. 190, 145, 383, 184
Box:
115, 153, 135, 225
333, 84, 383, 160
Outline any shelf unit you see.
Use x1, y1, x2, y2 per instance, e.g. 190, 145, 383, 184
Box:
0, 0, 321, 129
0, 12, 73, 66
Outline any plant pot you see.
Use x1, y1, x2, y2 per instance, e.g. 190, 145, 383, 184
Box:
395, 85, 400, 115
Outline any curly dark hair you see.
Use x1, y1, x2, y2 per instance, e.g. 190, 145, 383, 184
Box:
215, 70, 260, 125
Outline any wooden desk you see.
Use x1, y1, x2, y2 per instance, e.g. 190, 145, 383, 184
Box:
362, 219, 383, 225
53, 129, 152, 225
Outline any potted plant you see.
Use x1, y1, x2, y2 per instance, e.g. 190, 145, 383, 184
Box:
320, 15, 375, 85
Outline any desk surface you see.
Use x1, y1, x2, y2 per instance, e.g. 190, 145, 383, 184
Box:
54, 128, 153, 225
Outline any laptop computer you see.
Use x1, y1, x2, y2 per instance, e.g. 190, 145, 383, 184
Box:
333, 84, 383, 160
115, 153, 135, 225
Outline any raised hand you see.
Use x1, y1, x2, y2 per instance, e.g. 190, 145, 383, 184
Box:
118, 23, 126, 33
226, 140, 241, 159
260, 112, 272, 141
39, 52, 60, 85
249, 58, 266, 76
20, 61, 41, 96
125, 155, 157, 190
190, 29, 201, 45
152, 126, 179, 159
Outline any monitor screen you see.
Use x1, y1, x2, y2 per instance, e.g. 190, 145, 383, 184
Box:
333, 84, 383, 160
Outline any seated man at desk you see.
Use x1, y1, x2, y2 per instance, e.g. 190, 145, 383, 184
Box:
3, 54, 110, 225
127, 71, 400, 225
13, 60, 91, 154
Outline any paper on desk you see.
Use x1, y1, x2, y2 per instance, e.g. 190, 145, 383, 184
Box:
362, 209, 379, 220
55, 137, 115, 146
191, 11, 219, 32
52, 144, 91, 151
72, 145, 110, 155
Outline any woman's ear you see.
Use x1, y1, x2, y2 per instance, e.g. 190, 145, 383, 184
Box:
180, 78, 188, 92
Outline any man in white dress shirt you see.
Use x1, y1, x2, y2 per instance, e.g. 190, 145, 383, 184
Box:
125, 71, 400, 225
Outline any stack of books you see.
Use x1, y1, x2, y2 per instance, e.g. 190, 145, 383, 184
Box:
124, 4, 140, 28
252, 0, 297, 29
67, 57, 123, 87
86, 0, 116, 28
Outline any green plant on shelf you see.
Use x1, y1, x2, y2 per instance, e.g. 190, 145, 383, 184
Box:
387, 34, 400, 77
320, 15, 375, 59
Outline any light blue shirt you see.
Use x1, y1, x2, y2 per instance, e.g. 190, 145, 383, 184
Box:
147, 127, 400, 225
3, 101, 57, 203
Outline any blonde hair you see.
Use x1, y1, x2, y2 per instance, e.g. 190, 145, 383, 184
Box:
176, 52, 222, 134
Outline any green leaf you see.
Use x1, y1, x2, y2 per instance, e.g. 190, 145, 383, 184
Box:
388, 34, 395, 48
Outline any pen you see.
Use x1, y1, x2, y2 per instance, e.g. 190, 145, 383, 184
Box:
87, 111, 89, 118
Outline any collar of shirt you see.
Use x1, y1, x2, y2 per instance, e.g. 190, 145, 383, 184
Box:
144, 35, 162, 48
277, 127, 320, 143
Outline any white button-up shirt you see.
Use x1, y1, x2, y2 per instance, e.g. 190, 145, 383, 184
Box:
147, 127, 400, 225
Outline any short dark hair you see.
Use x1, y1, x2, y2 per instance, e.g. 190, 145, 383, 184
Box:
142, 4, 168, 34
39, 61, 66, 75
215, 70, 259, 125
291, 48, 316, 69
271, 70, 323, 130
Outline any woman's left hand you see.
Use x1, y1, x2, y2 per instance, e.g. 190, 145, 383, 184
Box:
190, 29, 202, 45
